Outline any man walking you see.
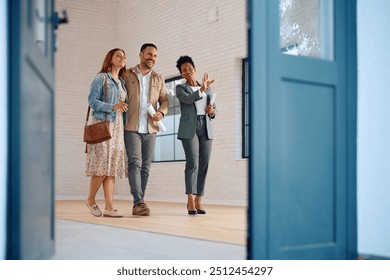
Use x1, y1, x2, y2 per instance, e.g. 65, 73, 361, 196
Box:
124, 43, 169, 216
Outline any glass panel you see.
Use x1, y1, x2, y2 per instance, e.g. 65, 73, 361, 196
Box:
175, 138, 185, 160
244, 126, 250, 157
154, 135, 174, 161
242, 58, 250, 158
280, 0, 333, 60
159, 115, 173, 136
33, 0, 46, 54
154, 77, 185, 162
244, 94, 249, 125
174, 113, 181, 133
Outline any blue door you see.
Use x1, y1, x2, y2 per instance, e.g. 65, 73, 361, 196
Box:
248, 0, 357, 259
7, 0, 61, 259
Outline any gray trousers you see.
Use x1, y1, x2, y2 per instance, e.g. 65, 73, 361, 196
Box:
124, 131, 156, 205
181, 116, 213, 196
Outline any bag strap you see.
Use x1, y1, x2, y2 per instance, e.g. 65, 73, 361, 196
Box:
85, 73, 108, 124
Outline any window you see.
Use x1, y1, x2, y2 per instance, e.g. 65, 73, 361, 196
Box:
279, 0, 334, 60
153, 76, 186, 162
242, 58, 250, 158
33, 0, 46, 54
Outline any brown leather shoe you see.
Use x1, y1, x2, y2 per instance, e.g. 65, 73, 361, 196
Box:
132, 202, 150, 216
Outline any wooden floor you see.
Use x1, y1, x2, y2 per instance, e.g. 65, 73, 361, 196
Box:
56, 200, 247, 245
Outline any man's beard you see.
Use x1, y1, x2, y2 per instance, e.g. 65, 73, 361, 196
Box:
142, 59, 154, 69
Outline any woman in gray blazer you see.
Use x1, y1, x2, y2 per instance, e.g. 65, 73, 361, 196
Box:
175, 56, 216, 215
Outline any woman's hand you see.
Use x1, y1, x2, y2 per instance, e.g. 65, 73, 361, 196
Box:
205, 104, 214, 115
113, 102, 128, 112
200, 72, 215, 92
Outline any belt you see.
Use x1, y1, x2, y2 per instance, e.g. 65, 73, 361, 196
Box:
197, 115, 206, 119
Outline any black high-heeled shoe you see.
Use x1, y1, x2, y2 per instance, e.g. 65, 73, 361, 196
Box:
187, 204, 197, 215
196, 208, 206, 214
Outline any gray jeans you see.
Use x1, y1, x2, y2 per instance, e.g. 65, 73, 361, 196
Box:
124, 131, 156, 205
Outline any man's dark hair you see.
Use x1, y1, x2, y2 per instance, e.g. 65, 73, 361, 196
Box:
176, 55, 195, 73
140, 43, 157, 52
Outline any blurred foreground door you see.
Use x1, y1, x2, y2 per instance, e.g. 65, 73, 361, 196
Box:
8, 0, 58, 259
248, 0, 357, 259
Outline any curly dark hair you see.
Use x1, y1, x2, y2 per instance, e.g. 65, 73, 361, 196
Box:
176, 55, 195, 73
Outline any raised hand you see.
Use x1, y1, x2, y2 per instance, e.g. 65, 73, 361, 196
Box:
201, 72, 215, 91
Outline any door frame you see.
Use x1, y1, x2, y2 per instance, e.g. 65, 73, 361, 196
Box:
0, 0, 8, 261
7, 0, 56, 259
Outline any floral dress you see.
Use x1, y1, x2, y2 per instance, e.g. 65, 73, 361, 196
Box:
85, 84, 127, 178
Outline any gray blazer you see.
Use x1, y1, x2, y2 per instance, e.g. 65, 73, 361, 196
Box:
176, 82, 216, 140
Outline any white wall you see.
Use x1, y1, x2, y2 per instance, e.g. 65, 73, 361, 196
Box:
357, 0, 390, 258
0, 0, 7, 260
55, 1, 120, 199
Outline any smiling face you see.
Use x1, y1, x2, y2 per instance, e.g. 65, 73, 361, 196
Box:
139, 46, 157, 70
111, 50, 126, 70
180, 62, 197, 82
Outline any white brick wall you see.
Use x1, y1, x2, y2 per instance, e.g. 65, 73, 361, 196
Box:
55, 0, 248, 205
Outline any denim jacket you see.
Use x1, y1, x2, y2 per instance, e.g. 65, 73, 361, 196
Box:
88, 72, 127, 124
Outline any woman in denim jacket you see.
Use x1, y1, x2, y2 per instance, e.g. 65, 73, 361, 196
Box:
85, 48, 128, 218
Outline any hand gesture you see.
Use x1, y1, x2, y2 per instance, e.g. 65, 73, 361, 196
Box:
201, 72, 215, 92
